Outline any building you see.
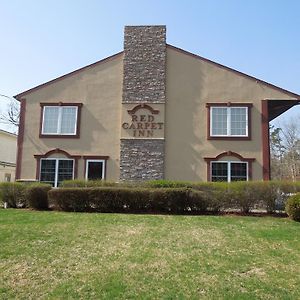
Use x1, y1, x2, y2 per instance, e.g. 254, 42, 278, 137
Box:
0, 129, 17, 182
14, 25, 300, 186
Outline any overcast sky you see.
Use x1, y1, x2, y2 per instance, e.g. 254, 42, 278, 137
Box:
0, 0, 299, 132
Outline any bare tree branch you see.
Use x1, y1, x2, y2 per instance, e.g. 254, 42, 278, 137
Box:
0, 95, 20, 128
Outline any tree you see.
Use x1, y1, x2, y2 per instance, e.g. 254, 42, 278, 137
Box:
270, 125, 285, 179
0, 94, 20, 131
270, 118, 300, 181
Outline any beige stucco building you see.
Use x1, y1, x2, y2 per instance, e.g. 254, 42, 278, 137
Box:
15, 26, 300, 186
0, 129, 17, 182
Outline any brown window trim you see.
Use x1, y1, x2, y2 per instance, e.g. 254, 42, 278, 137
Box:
34, 148, 81, 180
204, 151, 255, 181
83, 155, 109, 180
206, 102, 253, 140
39, 102, 83, 138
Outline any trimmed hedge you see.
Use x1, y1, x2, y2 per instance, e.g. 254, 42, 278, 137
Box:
0, 182, 27, 208
45, 180, 300, 215
48, 187, 207, 214
286, 194, 300, 221
2, 179, 300, 215
60, 179, 119, 188
26, 183, 52, 210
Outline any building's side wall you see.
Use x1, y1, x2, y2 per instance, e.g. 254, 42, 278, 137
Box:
0, 166, 15, 182
0, 132, 17, 164
19, 55, 123, 181
0, 132, 17, 181
165, 47, 296, 181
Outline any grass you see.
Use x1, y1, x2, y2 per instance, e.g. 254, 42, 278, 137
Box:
0, 210, 299, 299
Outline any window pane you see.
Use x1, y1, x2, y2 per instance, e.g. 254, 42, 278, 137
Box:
211, 107, 227, 136
230, 107, 247, 136
231, 162, 247, 181
57, 160, 74, 186
61, 107, 77, 134
43, 107, 59, 134
211, 162, 228, 182
40, 160, 56, 186
87, 161, 104, 180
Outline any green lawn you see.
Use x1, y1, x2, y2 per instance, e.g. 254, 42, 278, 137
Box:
0, 210, 299, 299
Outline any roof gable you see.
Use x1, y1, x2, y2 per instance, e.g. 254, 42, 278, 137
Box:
15, 52, 123, 100
167, 44, 300, 100
14, 45, 300, 100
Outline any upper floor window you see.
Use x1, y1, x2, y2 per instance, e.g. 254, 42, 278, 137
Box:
207, 103, 252, 140
40, 103, 82, 138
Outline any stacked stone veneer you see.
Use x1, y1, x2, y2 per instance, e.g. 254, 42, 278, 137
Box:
120, 26, 166, 181
123, 26, 166, 103
120, 139, 164, 180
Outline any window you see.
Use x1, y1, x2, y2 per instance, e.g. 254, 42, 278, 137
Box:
4, 173, 11, 182
40, 158, 74, 187
211, 161, 248, 182
42, 106, 78, 135
211, 107, 248, 137
85, 160, 105, 180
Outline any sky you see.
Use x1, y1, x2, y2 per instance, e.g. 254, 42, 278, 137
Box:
0, 0, 299, 132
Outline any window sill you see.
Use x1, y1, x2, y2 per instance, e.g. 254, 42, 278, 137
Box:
39, 134, 80, 139
208, 136, 251, 141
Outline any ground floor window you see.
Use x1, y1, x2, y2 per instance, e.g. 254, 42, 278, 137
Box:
85, 160, 105, 180
211, 161, 248, 182
40, 158, 74, 187
4, 173, 11, 182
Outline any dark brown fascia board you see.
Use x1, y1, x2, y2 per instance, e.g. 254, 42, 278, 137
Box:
167, 44, 300, 100
14, 51, 123, 100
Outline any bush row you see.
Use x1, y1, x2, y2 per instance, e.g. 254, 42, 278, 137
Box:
48, 188, 207, 213
1, 180, 300, 219
60, 180, 299, 213
48, 182, 297, 214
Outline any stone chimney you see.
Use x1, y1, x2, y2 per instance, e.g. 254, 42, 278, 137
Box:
123, 25, 166, 103
120, 26, 166, 181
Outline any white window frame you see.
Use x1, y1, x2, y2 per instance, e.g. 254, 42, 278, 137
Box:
211, 161, 249, 182
40, 158, 74, 187
210, 106, 248, 137
85, 159, 105, 180
41, 106, 78, 135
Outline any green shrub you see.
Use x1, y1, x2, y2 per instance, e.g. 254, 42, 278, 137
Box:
0, 182, 27, 208
61, 179, 118, 188
143, 180, 197, 189
259, 181, 281, 213
200, 182, 230, 212
229, 181, 264, 213
26, 183, 52, 210
49, 188, 90, 212
186, 189, 207, 213
148, 188, 187, 213
285, 194, 300, 221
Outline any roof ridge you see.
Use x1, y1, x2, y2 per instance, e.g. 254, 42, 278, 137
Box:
167, 44, 300, 100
